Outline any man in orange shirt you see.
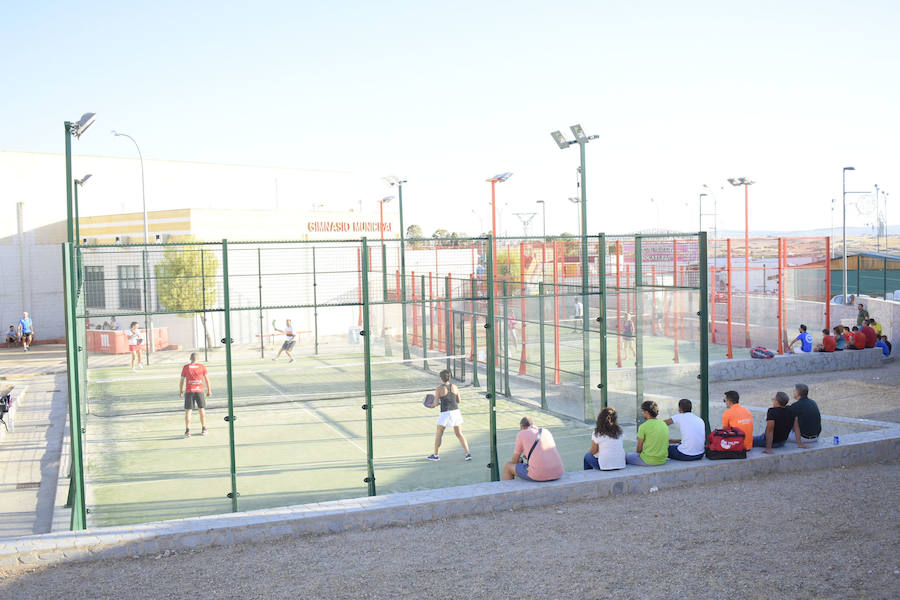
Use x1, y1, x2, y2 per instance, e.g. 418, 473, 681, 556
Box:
180, 352, 212, 438
722, 390, 753, 450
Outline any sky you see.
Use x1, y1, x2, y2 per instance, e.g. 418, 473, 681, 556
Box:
2, 0, 898, 239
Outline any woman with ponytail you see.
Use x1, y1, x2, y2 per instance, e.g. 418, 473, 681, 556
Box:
583, 407, 626, 471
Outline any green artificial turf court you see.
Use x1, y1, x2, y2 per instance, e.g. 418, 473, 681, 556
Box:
82, 352, 621, 528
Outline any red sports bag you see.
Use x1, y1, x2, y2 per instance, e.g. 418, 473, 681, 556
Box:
705, 427, 747, 459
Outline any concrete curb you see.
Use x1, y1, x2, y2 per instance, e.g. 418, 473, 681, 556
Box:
1, 418, 898, 573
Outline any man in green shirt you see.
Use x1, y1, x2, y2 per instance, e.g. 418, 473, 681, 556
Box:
857, 304, 869, 327
626, 400, 669, 466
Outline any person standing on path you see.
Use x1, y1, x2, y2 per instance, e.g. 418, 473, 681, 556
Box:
180, 352, 211, 438
272, 319, 297, 363
18, 312, 34, 352
128, 321, 144, 370
856, 303, 869, 327
426, 369, 471, 461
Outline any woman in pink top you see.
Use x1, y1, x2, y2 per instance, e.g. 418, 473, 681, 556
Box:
502, 417, 565, 481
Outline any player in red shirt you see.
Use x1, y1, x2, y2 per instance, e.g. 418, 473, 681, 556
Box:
179, 352, 211, 437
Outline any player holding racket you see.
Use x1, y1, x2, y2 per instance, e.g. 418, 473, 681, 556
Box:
426, 369, 471, 462
272, 319, 296, 363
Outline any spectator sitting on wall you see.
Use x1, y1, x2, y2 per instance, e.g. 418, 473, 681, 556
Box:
753, 391, 806, 454
721, 390, 754, 451
787, 324, 813, 353
876, 335, 891, 357
833, 326, 846, 351
787, 383, 822, 445
5, 326, 17, 343
861, 320, 878, 348
815, 328, 836, 352
850, 326, 867, 350
663, 398, 706, 461
840, 325, 853, 347
857, 303, 869, 327
870, 318, 883, 336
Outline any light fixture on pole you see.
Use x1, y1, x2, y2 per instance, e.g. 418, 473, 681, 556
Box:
65, 112, 96, 246
113, 130, 153, 360
74, 174, 92, 245
486, 172, 513, 276
842, 167, 856, 303
384, 176, 409, 359
728, 177, 755, 348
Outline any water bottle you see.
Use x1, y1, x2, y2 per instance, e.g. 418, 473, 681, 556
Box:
833, 435, 839, 445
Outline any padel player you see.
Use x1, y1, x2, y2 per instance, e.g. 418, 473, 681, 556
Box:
18, 312, 34, 352
426, 369, 471, 462
180, 352, 211, 438
272, 319, 297, 363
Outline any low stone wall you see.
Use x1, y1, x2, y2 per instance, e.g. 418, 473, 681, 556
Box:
2, 416, 897, 573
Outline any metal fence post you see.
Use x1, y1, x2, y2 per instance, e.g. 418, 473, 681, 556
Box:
471, 274, 479, 388
502, 279, 510, 398
486, 236, 499, 481
221, 240, 239, 512
598, 234, 608, 411
361, 238, 377, 496
538, 281, 547, 411
62, 243, 87, 530
699, 232, 710, 433
201, 247, 208, 362
312, 246, 319, 355
634, 236, 644, 427
257, 247, 265, 358
421, 274, 428, 370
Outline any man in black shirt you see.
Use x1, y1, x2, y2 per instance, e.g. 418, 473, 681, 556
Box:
752, 392, 805, 453
787, 383, 822, 445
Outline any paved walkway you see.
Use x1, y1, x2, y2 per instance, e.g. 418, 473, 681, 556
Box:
0, 345, 70, 539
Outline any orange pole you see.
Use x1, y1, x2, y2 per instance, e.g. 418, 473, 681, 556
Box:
777, 238, 783, 354
673, 240, 679, 364
519, 242, 527, 375
824, 236, 831, 329
395, 269, 401, 301
651, 265, 657, 335
553, 241, 560, 384
429, 272, 435, 350
411, 270, 419, 346
447, 273, 453, 353
727, 239, 733, 359
616, 240, 622, 368
710, 265, 717, 345
470, 273, 476, 362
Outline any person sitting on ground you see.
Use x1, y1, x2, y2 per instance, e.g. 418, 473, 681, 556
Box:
5, 326, 16, 344
833, 326, 846, 351
663, 398, 706, 461
875, 335, 891, 357
861, 320, 877, 348
787, 383, 822, 445
584, 407, 626, 471
787, 324, 813, 353
752, 392, 806, 454
625, 401, 668, 466
850, 326, 867, 350
722, 390, 754, 451
856, 303, 869, 327
870, 318, 883, 336
815, 328, 836, 352
503, 417, 564, 482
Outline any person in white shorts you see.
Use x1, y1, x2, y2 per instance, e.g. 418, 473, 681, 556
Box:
426, 369, 471, 462
272, 319, 297, 363
128, 321, 144, 371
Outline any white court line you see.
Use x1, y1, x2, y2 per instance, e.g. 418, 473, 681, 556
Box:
253, 373, 367, 454
90, 353, 473, 384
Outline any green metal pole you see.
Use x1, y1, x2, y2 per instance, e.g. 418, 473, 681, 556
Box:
634, 236, 644, 427
538, 281, 547, 410
258, 247, 265, 358
221, 240, 239, 512
381, 244, 388, 303
502, 279, 510, 398
64, 122, 74, 246
486, 236, 499, 482
201, 248, 208, 362
62, 243, 86, 530
361, 239, 377, 496
579, 142, 592, 423
312, 246, 319, 355
399, 182, 410, 360
884, 257, 888, 299
699, 232, 710, 433
383, 243, 392, 358
421, 274, 428, 370
598, 234, 608, 411
445, 275, 451, 372
141, 246, 151, 365
471, 275, 479, 387
74, 184, 82, 289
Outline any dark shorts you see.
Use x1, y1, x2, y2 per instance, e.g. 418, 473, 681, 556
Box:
515, 462, 536, 481
184, 392, 206, 410
281, 340, 296, 351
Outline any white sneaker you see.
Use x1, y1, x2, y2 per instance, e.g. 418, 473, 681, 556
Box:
138, 363, 143, 369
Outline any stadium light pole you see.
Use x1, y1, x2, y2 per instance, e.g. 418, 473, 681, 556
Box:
842, 167, 856, 303
698, 193, 708, 233
384, 177, 409, 359
113, 130, 153, 360
486, 172, 513, 277
728, 177, 755, 347
65, 113, 96, 246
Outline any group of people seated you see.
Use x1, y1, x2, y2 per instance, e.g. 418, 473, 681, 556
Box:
790, 320, 891, 357
86, 319, 121, 331
504, 384, 822, 482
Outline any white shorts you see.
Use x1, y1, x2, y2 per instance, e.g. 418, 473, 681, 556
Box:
436, 409, 463, 428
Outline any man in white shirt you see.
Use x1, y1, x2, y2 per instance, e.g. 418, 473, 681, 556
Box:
663, 398, 706, 461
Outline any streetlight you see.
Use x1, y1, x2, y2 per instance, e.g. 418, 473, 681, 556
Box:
568, 197, 582, 236
113, 130, 152, 360
728, 176, 755, 348
535, 200, 546, 239
842, 167, 856, 303
384, 176, 409, 359
486, 172, 513, 276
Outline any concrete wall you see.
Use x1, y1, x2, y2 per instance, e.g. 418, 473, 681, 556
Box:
0, 243, 65, 340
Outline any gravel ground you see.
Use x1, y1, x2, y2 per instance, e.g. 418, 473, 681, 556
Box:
1, 361, 898, 599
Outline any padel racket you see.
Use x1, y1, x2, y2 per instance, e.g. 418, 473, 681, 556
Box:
423, 393, 437, 408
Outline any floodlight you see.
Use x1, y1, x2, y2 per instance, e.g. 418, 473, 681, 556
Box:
74, 112, 96, 138
75, 174, 92, 186
550, 130, 568, 149
486, 172, 513, 183
568, 197, 580, 204
570, 124, 587, 141
728, 177, 755, 187
381, 195, 394, 204
843, 166, 856, 172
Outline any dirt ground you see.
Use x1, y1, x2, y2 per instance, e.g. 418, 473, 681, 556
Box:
1, 360, 898, 599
